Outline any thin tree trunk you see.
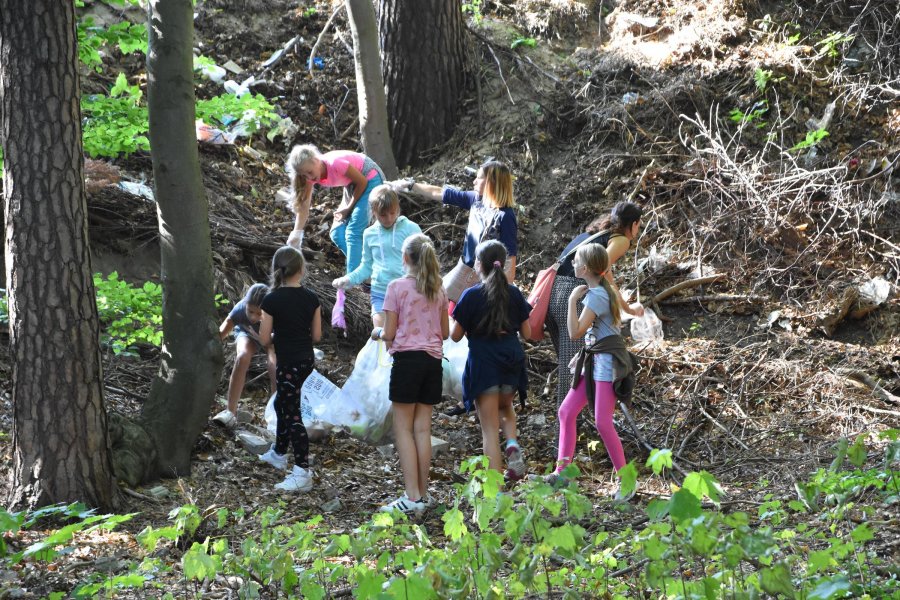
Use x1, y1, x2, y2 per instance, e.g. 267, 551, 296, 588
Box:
1, 1, 118, 510
346, 0, 398, 179
143, 0, 224, 477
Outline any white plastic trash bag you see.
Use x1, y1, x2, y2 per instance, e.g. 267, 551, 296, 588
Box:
339, 339, 394, 444
441, 336, 468, 402
265, 369, 340, 436
630, 308, 664, 343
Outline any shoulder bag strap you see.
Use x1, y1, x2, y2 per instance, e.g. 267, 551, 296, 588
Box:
557, 230, 609, 265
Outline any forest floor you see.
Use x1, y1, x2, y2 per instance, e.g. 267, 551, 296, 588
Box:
0, 0, 899, 597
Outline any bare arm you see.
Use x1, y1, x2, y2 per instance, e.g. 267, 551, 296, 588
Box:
506, 255, 517, 284
219, 316, 235, 341
334, 165, 370, 222
409, 182, 444, 202
259, 311, 274, 347
567, 285, 597, 339
519, 318, 532, 341
311, 306, 322, 343
441, 309, 450, 340
450, 319, 466, 342
380, 310, 399, 342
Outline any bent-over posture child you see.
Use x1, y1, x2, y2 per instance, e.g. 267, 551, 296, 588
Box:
258, 246, 322, 492
373, 234, 449, 514
333, 185, 422, 327
284, 144, 385, 273
552, 243, 637, 501
215, 283, 277, 428
451, 240, 532, 482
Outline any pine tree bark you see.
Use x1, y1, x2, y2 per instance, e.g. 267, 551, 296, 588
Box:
143, 0, 224, 477
378, 0, 469, 167
346, 0, 398, 179
0, 1, 118, 510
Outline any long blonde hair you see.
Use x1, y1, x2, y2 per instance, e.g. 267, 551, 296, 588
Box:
481, 160, 514, 209
403, 234, 442, 302
576, 243, 622, 327
285, 144, 320, 215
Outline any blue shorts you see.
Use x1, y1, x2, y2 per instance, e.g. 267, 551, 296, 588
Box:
370, 290, 386, 315
233, 325, 262, 349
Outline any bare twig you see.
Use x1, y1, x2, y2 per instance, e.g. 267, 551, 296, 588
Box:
308, 3, 345, 75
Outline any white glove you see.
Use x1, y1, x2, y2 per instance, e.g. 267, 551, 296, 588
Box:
332, 276, 350, 290
287, 229, 304, 249
387, 178, 414, 193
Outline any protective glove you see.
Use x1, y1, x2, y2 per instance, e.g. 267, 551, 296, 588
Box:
332, 276, 351, 290
287, 229, 304, 249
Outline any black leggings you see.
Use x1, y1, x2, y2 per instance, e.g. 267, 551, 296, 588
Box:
274, 361, 312, 468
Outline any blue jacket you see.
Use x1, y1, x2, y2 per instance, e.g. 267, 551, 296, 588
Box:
346, 216, 422, 296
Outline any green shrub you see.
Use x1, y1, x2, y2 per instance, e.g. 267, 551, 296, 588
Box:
93, 271, 163, 354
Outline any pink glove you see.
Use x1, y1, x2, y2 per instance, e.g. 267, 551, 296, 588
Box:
331, 288, 347, 332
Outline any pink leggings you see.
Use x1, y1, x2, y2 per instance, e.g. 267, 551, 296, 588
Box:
556, 378, 626, 472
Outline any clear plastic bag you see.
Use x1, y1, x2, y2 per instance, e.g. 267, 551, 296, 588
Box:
630, 308, 664, 342
441, 336, 469, 402
339, 339, 394, 444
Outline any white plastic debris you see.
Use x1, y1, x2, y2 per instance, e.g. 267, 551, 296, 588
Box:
630, 308, 664, 343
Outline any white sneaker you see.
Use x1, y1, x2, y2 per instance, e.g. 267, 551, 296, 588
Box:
275, 466, 313, 492
421, 493, 434, 508
212, 409, 237, 428
379, 494, 425, 515
258, 447, 288, 471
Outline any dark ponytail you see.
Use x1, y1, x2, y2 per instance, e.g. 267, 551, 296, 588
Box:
474, 240, 510, 336
587, 201, 643, 235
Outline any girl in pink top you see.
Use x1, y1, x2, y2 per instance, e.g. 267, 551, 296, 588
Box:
284, 144, 385, 274
372, 234, 449, 514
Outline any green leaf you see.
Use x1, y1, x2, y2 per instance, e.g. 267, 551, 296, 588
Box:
511, 37, 537, 50
442, 507, 468, 541
617, 462, 638, 499
807, 574, 851, 599
682, 471, 723, 505
850, 522, 873, 544
847, 435, 867, 467
182, 542, 220, 581
808, 549, 836, 574
355, 568, 387, 600
646, 448, 673, 476
668, 489, 702, 523
760, 562, 796, 598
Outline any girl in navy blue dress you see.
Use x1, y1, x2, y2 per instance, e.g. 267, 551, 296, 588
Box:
451, 240, 532, 481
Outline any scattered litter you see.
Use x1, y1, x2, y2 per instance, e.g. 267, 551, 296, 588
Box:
267, 117, 299, 144
377, 444, 394, 458
236, 430, 271, 455
195, 61, 226, 82
223, 76, 260, 97
263, 35, 300, 68
638, 245, 673, 273
221, 59, 244, 75
320, 498, 342, 513
630, 308, 664, 343
622, 92, 641, 105
147, 485, 170, 499
196, 119, 234, 145
312, 57, 325, 70
527, 414, 547, 427
806, 100, 836, 131
314, 347, 325, 361
117, 181, 154, 201
431, 436, 450, 455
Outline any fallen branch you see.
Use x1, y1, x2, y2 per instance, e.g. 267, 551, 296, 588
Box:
652, 274, 725, 303
619, 403, 689, 477
308, 2, 345, 75
660, 294, 766, 305
838, 369, 900, 405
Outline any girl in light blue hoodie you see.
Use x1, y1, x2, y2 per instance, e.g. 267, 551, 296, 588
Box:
332, 185, 422, 327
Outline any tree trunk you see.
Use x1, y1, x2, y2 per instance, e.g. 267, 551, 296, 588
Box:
346, 0, 398, 179
143, 0, 224, 477
377, 0, 469, 168
1, 1, 118, 510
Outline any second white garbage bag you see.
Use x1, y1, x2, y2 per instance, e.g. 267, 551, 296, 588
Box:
338, 338, 394, 444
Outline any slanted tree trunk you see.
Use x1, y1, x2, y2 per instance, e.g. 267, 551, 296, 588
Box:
1, 1, 118, 510
143, 0, 223, 477
377, 0, 469, 167
346, 0, 398, 179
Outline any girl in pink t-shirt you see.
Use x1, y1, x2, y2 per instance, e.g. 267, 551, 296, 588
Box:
284, 144, 385, 274
373, 234, 449, 514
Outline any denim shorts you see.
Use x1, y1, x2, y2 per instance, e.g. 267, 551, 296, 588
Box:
370, 290, 386, 315
233, 325, 261, 348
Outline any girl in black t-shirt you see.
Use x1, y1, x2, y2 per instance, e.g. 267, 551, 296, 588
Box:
258, 246, 322, 493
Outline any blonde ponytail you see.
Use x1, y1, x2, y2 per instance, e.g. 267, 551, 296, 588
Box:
577, 243, 622, 327
403, 234, 442, 302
